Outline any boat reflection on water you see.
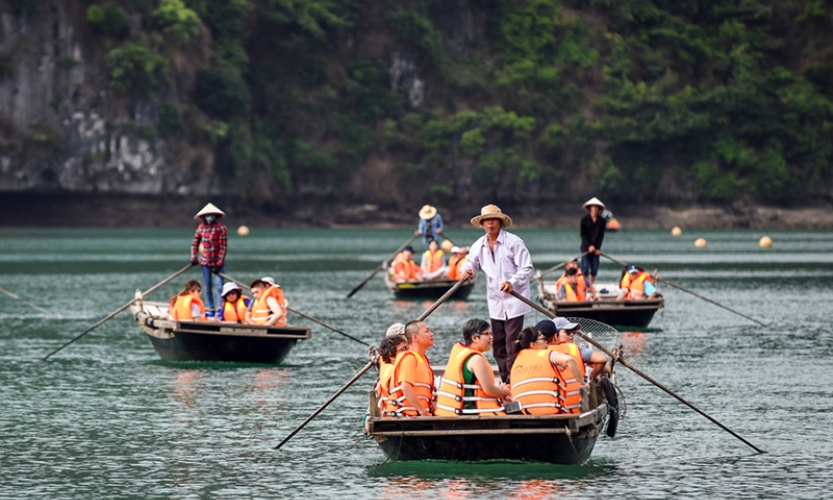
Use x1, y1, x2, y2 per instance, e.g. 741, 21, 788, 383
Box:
172, 369, 203, 411
618, 331, 648, 357
251, 368, 290, 410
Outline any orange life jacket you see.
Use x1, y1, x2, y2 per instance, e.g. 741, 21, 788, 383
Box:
377, 360, 397, 415
387, 351, 435, 416
555, 276, 579, 302
435, 342, 504, 416
422, 249, 444, 273
393, 254, 423, 283
509, 348, 582, 415
222, 297, 249, 323
621, 272, 650, 300
250, 286, 287, 326
446, 255, 466, 280
575, 270, 588, 301
172, 294, 205, 322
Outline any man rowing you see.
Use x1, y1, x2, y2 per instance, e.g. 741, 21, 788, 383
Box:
415, 205, 445, 249
460, 205, 533, 384
190, 203, 228, 318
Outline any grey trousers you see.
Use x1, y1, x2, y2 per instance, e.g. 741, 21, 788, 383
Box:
491, 315, 525, 384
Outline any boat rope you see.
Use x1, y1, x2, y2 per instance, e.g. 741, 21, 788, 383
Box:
565, 428, 589, 466
614, 382, 628, 419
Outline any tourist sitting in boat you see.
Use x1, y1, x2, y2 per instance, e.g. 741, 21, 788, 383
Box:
218, 282, 251, 324
559, 259, 599, 300
170, 279, 206, 322
556, 268, 584, 302
618, 265, 658, 300
509, 327, 585, 415
435, 319, 511, 416
446, 246, 466, 280
247, 277, 287, 326
538, 318, 608, 382
376, 334, 408, 416
420, 239, 447, 280
384, 321, 435, 417
392, 246, 423, 283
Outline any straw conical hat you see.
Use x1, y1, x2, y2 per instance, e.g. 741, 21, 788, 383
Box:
582, 197, 605, 211
470, 204, 512, 228
194, 202, 225, 220
418, 205, 438, 219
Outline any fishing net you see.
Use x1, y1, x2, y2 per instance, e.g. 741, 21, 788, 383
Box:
566, 317, 621, 353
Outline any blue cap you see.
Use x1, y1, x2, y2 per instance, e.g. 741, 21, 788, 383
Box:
404, 246, 415, 253
534, 320, 557, 339
627, 265, 639, 273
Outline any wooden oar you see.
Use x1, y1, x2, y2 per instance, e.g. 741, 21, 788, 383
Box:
0, 286, 60, 318
275, 276, 466, 450
600, 252, 767, 326
219, 272, 370, 347
510, 290, 766, 454
416, 279, 469, 321
538, 251, 589, 278
346, 234, 419, 298
42, 263, 195, 361
274, 355, 377, 450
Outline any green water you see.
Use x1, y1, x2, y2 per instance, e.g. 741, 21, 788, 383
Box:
1, 228, 831, 498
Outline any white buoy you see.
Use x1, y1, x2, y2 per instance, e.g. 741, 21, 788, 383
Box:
759, 235, 772, 248
671, 226, 682, 237
238, 225, 250, 237
440, 240, 453, 253
694, 238, 707, 248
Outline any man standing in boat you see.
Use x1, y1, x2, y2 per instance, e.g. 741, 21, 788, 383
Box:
460, 205, 533, 384
580, 197, 607, 286
415, 205, 445, 249
190, 203, 228, 319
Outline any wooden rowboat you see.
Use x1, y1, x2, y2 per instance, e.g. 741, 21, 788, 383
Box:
364, 363, 620, 464
536, 278, 663, 328
383, 270, 476, 300
129, 291, 311, 364
364, 407, 608, 464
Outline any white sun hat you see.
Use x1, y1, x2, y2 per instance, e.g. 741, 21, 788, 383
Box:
194, 202, 226, 220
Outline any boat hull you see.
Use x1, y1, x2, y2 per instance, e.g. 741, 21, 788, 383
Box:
365, 408, 606, 464
542, 301, 662, 328
131, 297, 311, 364
145, 328, 302, 364
384, 274, 475, 300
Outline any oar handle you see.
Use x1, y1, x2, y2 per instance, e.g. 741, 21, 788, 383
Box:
416, 279, 469, 322
275, 358, 377, 450
42, 262, 196, 361
346, 234, 420, 298
219, 272, 371, 347
510, 290, 766, 454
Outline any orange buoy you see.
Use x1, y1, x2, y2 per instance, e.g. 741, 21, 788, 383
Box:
694, 238, 707, 248
759, 236, 772, 248
238, 225, 250, 237
671, 226, 682, 237
607, 218, 621, 231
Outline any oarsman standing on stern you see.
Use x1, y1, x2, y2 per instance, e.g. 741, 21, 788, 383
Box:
460, 205, 533, 384
415, 205, 444, 249
190, 203, 228, 319
580, 197, 607, 286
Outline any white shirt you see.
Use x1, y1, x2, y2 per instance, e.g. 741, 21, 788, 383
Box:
460, 229, 533, 320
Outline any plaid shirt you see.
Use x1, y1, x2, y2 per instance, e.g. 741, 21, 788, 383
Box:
191, 222, 228, 267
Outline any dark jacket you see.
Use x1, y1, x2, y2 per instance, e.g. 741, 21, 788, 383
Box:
580, 213, 606, 252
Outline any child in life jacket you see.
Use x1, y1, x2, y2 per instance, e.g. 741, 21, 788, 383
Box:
218, 282, 251, 323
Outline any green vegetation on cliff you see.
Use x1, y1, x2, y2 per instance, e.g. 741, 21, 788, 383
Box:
86, 0, 833, 205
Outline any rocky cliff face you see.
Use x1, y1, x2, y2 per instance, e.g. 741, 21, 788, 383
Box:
0, 1, 189, 195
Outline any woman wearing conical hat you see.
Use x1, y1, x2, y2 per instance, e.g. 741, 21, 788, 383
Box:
580, 197, 606, 286
459, 204, 533, 384
415, 205, 444, 249
190, 202, 228, 318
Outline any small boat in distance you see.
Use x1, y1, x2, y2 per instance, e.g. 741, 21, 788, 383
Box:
129, 291, 311, 364
536, 278, 663, 328
383, 269, 476, 300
